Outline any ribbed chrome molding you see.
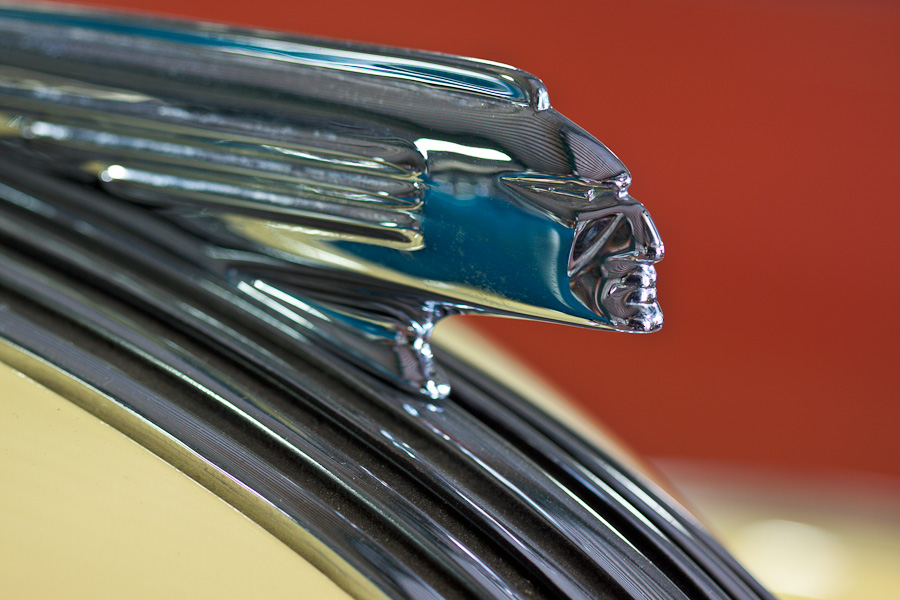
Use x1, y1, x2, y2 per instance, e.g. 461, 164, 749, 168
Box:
0, 4, 662, 399
0, 149, 772, 600
0, 5, 773, 599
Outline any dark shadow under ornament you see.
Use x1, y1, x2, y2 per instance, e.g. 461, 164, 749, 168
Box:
0, 4, 663, 399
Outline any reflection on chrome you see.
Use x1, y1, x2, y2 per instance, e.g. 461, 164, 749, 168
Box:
0, 3, 663, 398
0, 5, 772, 600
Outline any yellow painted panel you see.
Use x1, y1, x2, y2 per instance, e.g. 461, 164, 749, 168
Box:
0, 362, 352, 600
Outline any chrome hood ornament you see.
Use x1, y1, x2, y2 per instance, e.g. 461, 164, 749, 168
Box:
0, 4, 663, 398
0, 7, 779, 600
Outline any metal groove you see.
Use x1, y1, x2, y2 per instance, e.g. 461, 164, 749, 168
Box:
443, 355, 775, 600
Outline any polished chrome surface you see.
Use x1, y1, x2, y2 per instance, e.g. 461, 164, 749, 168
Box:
0, 5, 773, 600
0, 3, 662, 398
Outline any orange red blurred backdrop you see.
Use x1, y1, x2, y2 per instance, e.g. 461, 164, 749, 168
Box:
59, 0, 900, 480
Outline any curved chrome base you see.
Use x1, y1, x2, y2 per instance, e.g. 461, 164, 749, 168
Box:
0, 158, 768, 599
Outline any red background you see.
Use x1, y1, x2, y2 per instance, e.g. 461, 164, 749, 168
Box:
59, 0, 900, 480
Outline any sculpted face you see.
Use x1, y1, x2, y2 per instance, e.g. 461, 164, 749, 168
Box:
568, 199, 664, 332
499, 172, 664, 332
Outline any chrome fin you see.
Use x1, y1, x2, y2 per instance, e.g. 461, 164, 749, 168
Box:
0, 4, 662, 398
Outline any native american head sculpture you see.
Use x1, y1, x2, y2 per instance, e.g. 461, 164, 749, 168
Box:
0, 5, 663, 397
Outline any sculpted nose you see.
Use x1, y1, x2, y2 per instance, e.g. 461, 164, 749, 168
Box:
634, 206, 664, 262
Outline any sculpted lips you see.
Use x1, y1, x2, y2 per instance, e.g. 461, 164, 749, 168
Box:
568, 202, 664, 332
600, 258, 662, 332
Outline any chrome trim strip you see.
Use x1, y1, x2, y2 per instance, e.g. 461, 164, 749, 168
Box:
0, 158, 770, 599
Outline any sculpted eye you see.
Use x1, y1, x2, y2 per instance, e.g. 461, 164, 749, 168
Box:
606, 218, 633, 254
570, 214, 616, 267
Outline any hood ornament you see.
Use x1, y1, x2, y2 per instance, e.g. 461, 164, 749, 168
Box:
0, 5, 663, 398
